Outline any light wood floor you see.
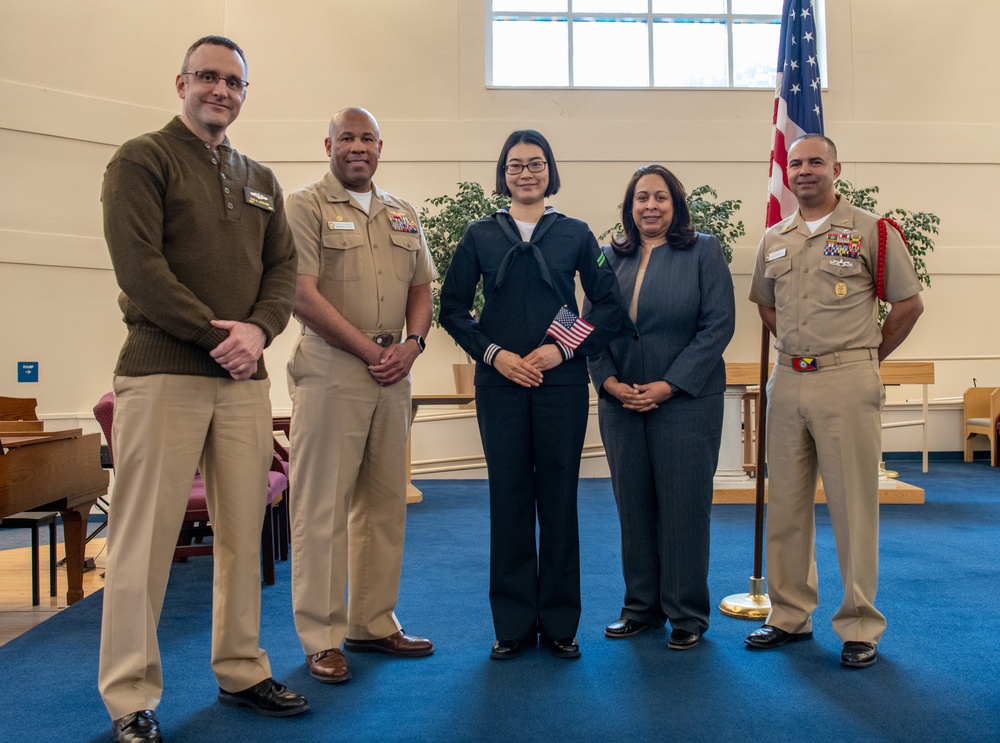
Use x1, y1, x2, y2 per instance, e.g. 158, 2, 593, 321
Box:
0, 538, 106, 647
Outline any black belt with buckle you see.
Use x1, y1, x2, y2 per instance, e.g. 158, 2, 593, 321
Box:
373, 332, 395, 348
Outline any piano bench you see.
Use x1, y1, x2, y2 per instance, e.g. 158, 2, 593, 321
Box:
0, 511, 59, 606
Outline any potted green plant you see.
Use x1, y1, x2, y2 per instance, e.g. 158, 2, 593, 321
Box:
420, 182, 510, 394
420, 182, 510, 328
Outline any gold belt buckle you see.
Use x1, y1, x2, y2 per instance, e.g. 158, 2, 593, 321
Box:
373, 332, 394, 348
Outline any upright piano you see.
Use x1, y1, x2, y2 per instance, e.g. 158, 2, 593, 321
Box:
0, 397, 109, 604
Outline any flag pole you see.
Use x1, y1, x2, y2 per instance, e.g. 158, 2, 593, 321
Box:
719, 0, 821, 620
719, 322, 771, 619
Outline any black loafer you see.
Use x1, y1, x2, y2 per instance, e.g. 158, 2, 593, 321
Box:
745, 624, 813, 649
490, 639, 525, 660
668, 629, 700, 650
605, 618, 652, 638
218, 678, 309, 717
544, 637, 581, 659
112, 710, 161, 742
841, 641, 877, 668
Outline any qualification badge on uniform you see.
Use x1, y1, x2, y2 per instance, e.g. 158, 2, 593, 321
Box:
835, 282, 848, 298
389, 212, 419, 233
823, 232, 862, 258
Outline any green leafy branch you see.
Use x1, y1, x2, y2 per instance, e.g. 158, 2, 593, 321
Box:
836, 180, 938, 322
419, 182, 510, 327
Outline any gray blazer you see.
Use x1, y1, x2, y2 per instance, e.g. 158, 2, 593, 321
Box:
587, 233, 736, 400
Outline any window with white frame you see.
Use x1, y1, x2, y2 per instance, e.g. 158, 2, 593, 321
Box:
488, 0, 825, 89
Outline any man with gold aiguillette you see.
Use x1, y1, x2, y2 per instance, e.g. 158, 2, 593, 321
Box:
746, 134, 923, 669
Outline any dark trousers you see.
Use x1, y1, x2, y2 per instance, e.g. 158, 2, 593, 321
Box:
599, 392, 723, 635
476, 384, 589, 642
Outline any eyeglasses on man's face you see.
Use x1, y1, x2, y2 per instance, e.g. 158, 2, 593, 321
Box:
504, 161, 547, 175
182, 70, 249, 93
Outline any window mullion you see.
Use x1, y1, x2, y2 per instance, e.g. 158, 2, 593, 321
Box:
647, 0, 655, 87
567, 1, 574, 87
726, 0, 735, 88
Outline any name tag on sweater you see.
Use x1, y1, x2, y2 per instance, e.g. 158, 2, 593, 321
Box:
244, 188, 274, 212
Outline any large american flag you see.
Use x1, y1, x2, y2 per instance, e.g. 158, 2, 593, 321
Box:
766, 0, 825, 227
546, 306, 594, 350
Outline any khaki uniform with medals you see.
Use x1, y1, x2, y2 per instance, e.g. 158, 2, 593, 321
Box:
285, 171, 434, 653
748, 195, 921, 645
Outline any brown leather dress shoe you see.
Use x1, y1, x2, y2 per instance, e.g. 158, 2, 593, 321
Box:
344, 630, 434, 657
307, 648, 351, 683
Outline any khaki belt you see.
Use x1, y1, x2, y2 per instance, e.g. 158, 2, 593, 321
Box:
302, 327, 402, 348
778, 348, 877, 372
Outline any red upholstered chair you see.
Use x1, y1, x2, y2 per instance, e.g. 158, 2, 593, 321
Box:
93, 392, 284, 585
270, 417, 292, 561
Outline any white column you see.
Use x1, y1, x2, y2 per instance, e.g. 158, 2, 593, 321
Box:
714, 384, 752, 484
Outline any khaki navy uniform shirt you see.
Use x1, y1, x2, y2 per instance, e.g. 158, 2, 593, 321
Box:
286, 170, 435, 336
748, 196, 921, 357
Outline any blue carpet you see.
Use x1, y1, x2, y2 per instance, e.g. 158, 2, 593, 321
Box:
1, 460, 998, 742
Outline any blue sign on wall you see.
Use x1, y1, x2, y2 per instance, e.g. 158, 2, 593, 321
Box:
18, 362, 38, 383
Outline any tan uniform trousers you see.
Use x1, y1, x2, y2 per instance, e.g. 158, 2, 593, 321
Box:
99, 374, 273, 720
287, 335, 408, 654
764, 355, 888, 645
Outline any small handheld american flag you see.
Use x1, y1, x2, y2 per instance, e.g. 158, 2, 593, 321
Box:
546, 306, 595, 350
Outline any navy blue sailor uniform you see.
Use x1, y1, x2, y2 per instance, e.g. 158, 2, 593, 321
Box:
440, 207, 624, 642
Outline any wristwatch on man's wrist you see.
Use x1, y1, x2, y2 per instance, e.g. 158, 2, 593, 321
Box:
406, 334, 426, 353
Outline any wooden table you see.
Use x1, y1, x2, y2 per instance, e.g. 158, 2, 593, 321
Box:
407, 394, 475, 503
879, 361, 935, 472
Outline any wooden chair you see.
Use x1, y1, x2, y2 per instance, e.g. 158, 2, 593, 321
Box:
963, 387, 1000, 467
93, 392, 285, 584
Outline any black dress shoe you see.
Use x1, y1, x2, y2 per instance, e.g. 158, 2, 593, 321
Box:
668, 629, 700, 650
605, 618, 652, 638
841, 641, 878, 668
744, 624, 813, 649
218, 678, 309, 717
544, 637, 581, 659
112, 710, 161, 743
490, 639, 525, 660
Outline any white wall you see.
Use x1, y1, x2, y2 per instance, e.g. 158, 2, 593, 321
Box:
1, 0, 998, 464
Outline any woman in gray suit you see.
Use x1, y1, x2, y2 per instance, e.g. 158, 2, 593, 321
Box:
588, 164, 736, 650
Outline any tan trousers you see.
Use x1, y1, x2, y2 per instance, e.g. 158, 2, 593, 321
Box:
764, 357, 887, 645
99, 374, 273, 720
287, 335, 408, 655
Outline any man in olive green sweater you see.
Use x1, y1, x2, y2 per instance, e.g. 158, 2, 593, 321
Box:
98, 36, 306, 743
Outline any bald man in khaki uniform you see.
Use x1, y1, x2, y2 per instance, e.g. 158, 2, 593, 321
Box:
285, 108, 435, 685
746, 134, 923, 669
